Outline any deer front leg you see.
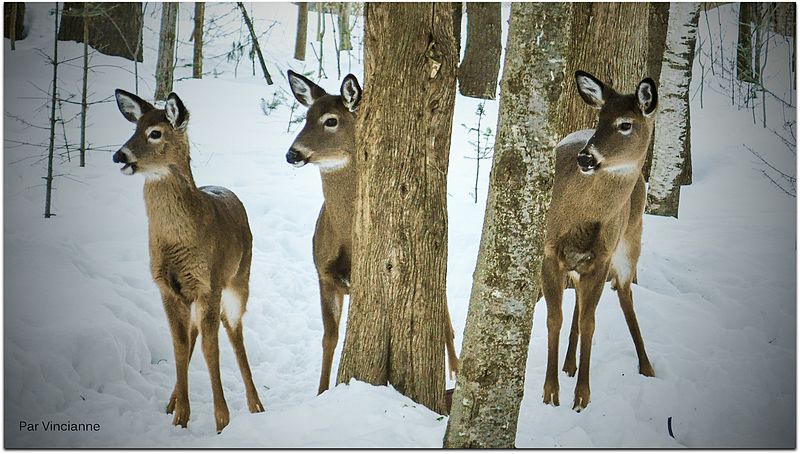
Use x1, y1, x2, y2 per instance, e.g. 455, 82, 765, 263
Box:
162, 293, 192, 428
167, 325, 197, 414
197, 293, 230, 433
318, 278, 344, 395
541, 255, 564, 406
572, 261, 610, 412
563, 292, 580, 377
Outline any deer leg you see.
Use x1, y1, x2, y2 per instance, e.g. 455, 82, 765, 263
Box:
444, 303, 459, 380
318, 278, 344, 395
616, 284, 655, 377
541, 255, 564, 406
563, 295, 580, 377
197, 294, 230, 433
221, 286, 265, 414
162, 294, 192, 428
167, 325, 197, 415
572, 262, 609, 412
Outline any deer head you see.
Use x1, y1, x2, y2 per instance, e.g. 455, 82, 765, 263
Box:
286, 70, 362, 173
573, 70, 658, 176
113, 89, 191, 179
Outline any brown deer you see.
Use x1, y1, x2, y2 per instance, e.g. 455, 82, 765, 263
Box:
285, 70, 460, 395
541, 71, 657, 412
112, 90, 264, 433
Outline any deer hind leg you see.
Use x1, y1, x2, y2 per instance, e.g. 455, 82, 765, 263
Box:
162, 292, 193, 428
221, 285, 265, 413
318, 277, 344, 395
541, 255, 565, 406
563, 272, 581, 377
197, 292, 230, 433
444, 303, 459, 380
611, 242, 654, 377
572, 261, 609, 412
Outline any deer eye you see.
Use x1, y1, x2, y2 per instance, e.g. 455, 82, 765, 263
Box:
618, 122, 632, 132
324, 118, 338, 127
149, 130, 162, 140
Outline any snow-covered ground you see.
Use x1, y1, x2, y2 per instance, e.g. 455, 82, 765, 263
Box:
3, 3, 795, 448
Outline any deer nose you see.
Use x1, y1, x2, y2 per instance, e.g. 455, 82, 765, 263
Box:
113, 150, 128, 164
577, 151, 597, 171
286, 148, 304, 164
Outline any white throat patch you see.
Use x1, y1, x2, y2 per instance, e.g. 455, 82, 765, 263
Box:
317, 156, 350, 173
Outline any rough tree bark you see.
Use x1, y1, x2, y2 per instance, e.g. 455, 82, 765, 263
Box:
458, 2, 502, 100
646, 2, 701, 218
643, 2, 670, 181
555, 3, 650, 138
737, 2, 757, 83
294, 2, 308, 61
154, 3, 178, 101
4, 2, 26, 47
453, 2, 463, 56
59, 3, 143, 62
443, 3, 569, 447
192, 2, 205, 79
237, 2, 273, 85
337, 2, 458, 416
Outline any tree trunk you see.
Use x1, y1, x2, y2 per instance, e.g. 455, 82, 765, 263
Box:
45, 3, 60, 219
237, 2, 273, 85
338, 3, 352, 51
193, 2, 204, 79
154, 3, 178, 101
555, 3, 649, 138
458, 2, 502, 100
737, 2, 757, 83
294, 2, 308, 61
443, 3, 569, 447
646, 2, 700, 218
453, 2, 463, 56
4, 2, 26, 47
80, 5, 89, 167
337, 2, 457, 417
59, 3, 143, 62
643, 2, 670, 181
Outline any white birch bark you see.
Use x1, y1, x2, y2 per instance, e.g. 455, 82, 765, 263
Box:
443, 2, 570, 448
646, 2, 700, 217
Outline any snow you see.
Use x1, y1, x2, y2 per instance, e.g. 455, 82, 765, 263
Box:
4, 2, 795, 448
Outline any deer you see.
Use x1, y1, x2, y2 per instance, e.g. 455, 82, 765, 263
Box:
285, 70, 460, 395
541, 71, 657, 412
112, 89, 264, 433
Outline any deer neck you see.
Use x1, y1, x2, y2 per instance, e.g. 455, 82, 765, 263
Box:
319, 163, 356, 224
142, 162, 204, 236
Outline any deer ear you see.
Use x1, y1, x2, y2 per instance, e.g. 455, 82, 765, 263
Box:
115, 89, 154, 123
287, 70, 327, 107
165, 92, 190, 130
575, 70, 606, 109
340, 74, 362, 112
637, 78, 658, 117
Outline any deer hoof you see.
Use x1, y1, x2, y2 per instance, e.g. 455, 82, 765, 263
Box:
543, 382, 560, 406
572, 386, 591, 412
639, 362, 656, 377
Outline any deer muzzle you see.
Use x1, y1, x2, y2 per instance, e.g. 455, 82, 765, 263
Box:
577, 150, 599, 174
113, 147, 137, 175
286, 147, 308, 168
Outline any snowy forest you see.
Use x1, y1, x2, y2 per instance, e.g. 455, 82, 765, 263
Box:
3, 1, 796, 448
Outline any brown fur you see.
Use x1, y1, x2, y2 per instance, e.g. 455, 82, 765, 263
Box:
286, 72, 459, 394
113, 90, 264, 433
541, 72, 656, 411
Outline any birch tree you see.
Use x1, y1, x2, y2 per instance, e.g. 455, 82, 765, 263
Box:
337, 2, 457, 416
646, 2, 700, 218
154, 3, 178, 101
444, 3, 570, 447
458, 2, 502, 100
